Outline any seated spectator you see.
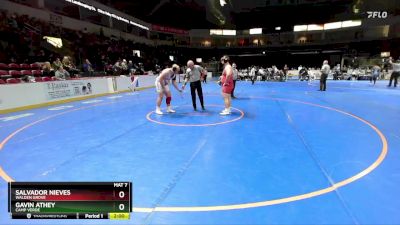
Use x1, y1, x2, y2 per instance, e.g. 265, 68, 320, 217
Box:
8, 14, 18, 29
36, 49, 46, 62
55, 66, 70, 80
128, 60, 134, 75
21, 75, 35, 83
113, 60, 122, 75
42, 61, 55, 77
121, 59, 128, 74
62, 56, 79, 77
83, 59, 94, 77
52, 58, 62, 70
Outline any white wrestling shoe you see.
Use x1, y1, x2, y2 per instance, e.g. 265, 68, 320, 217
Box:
219, 109, 231, 115
167, 106, 176, 113
155, 108, 163, 115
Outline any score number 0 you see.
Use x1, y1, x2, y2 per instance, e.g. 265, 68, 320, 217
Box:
118, 191, 126, 211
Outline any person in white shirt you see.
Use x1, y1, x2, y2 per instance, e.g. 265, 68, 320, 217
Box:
283, 64, 289, 81
371, 65, 381, 85
155, 64, 183, 115
320, 60, 330, 91
129, 74, 139, 92
388, 57, 400, 88
55, 66, 70, 80
298, 65, 303, 72
250, 66, 256, 85
182, 60, 206, 110
231, 63, 239, 98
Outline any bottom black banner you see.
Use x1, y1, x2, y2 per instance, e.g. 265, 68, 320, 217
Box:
11, 213, 109, 219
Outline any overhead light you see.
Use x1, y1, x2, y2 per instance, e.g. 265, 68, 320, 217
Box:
341, 20, 362, 28
291, 51, 319, 55
262, 51, 266, 54
294, 25, 307, 32
321, 50, 342, 53
236, 54, 265, 57
210, 29, 236, 36
324, 22, 342, 30
133, 50, 141, 57
307, 24, 323, 31
220, 0, 227, 7
222, 29, 236, 35
43, 36, 63, 48
250, 28, 262, 35
275, 27, 281, 31
210, 29, 223, 35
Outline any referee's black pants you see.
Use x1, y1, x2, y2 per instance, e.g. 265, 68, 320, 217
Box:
388, 71, 399, 87
320, 73, 327, 91
190, 80, 204, 109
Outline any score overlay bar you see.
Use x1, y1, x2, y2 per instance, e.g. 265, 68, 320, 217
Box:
8, 182, 132, 220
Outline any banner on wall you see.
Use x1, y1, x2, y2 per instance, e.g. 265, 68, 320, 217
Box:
151, 25, 189, 35
45, 81, 94, 100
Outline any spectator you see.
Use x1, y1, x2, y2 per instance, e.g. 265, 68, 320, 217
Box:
113, 59, 122, 75
283, 64, 289, 80
127, 60, 134, 75
36, 49, 46, 62
21, 74, 35, 83
121, 59, 128, 74
52, 58, 62, 70
62, 56, 79, 77
334, 64, 341, 80
83, 59, 94, 77
250, 66, 256, 85
8, 14, 18, 29
371, 64, 381, 85
55, 66, 70, 80
42, 61, 55, 77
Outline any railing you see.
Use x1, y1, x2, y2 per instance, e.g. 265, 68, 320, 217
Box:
23, 23, 41, 35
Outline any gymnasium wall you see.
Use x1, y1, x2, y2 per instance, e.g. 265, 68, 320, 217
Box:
0, 76, 157, 113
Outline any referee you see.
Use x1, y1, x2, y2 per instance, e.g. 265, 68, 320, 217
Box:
388, 57, 400, 88
182, 60, 206, 110
320, 60, 330, 91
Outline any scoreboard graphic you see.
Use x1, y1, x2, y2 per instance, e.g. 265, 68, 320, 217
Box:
8, 182, 132, 220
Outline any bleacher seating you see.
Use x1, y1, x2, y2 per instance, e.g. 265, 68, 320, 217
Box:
0, 63, 8, 70
0, 60, 46, 81
6, 78, 21, 84
21, 70, 32, 76
20, 64, 31, 69
30, 63, 41, 69
9, 70, 22, 78
32, 70, 42, 76
0, 70, 9, 77
8, 63, 20, 69
42, 77, 51, 81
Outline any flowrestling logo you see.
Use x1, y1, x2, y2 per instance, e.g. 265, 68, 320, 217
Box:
367, 11, 388, 18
